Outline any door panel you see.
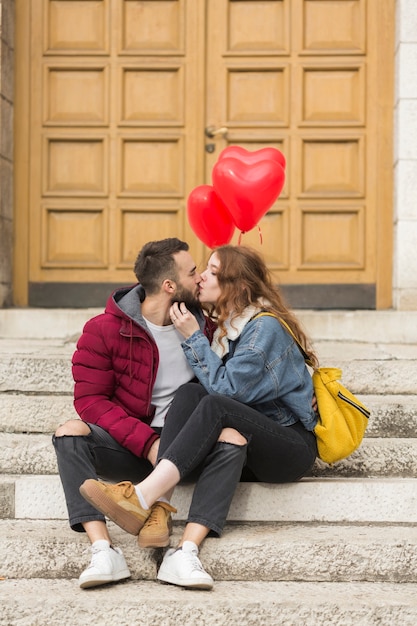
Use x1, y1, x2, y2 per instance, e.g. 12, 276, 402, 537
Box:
14, 0, 394, 308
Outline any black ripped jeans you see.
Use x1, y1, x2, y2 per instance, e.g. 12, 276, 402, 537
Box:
53, 382, 316, 536
157, 382, 317, 533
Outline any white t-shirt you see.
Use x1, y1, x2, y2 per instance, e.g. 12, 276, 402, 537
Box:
144, 317, 195, 428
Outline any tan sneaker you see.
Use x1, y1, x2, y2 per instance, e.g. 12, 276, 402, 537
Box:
137, 501, 177, 549
79, 480, 150, 535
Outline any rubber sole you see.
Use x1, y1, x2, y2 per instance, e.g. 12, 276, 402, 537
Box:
137, 533, 171, 549
79, 570, 131, 590
157, 559, 213, 591
79, 480, 147, 535
157, 571, 213, 590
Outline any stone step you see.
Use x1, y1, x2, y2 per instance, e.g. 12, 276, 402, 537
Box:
299, 310, 417, 344
2, 578, 416, 626
2, 475, 417, 524
0, 395, 73, 433
1, 324, 417, 393
2, 308, 417, 343
1, 349, 416, 394
1, 433, 416, 478
0, 308, 102, 340
1, 394, 416, 438
2, 519, 417, 584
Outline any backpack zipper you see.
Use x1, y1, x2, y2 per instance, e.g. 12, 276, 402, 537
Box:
338, 391, 370, 419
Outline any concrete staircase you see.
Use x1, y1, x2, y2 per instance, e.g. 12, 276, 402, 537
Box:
1, 308, 417, 625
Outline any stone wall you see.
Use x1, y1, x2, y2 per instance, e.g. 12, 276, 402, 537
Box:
394, 0, 417, 309
0, 0, 13, 307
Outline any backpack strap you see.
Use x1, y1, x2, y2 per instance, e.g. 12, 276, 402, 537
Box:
251, 311, 315, 368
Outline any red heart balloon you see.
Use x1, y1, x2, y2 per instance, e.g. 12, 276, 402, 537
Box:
187, 185, 235, 248
212, 158, 285, 232
218, 146, 286, 170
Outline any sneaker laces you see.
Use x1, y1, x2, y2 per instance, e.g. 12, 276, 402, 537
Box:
145, 504, 164, 528
145, 502, 177, 527
85, 544, 110, 571
180, 548, 206, 573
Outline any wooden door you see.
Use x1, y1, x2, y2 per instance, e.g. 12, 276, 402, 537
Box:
14, 0, 394, 308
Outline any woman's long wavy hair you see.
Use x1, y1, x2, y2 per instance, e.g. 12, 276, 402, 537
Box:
205, 245, 318, 368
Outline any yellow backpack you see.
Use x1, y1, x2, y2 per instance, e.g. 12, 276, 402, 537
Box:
253, 312, 370, 464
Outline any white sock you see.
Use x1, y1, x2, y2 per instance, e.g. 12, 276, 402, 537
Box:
181, 541, 198, 553
134, 485, 150, 510
92, 539, 110, 550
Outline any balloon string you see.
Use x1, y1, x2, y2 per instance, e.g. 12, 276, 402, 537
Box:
238, 227, 263, 245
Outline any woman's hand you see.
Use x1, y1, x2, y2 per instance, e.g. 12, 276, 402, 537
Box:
170, 302, 200, 338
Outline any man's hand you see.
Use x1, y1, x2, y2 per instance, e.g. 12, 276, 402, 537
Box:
147, 438, 160, 466
312, 394, 318, 414
169, 302, 200, 338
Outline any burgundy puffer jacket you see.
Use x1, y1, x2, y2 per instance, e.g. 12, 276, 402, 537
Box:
72, 284, 215, 458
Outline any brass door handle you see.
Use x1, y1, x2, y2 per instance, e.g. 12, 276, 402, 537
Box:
205, 125, 228, 139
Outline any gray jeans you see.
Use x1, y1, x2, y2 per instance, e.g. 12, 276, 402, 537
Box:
52, 384, 247, 535
52, 423, 155, 532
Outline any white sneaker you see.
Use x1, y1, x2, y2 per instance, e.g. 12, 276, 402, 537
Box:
79, 540, 131, 589
157, 540, 213, 590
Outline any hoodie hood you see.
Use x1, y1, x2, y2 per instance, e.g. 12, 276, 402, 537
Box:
105, 283, 209, 333
111, 284, 146, 324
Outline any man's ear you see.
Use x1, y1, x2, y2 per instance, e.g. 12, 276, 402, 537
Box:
162, 279, 176, 294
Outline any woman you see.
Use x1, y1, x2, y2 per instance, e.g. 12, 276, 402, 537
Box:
80, 245, 319, 590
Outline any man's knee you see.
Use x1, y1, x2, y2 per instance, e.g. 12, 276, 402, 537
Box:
55, 419, 91, 437
217, 427, 247, 446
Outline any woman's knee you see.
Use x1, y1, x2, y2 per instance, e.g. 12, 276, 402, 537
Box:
55, 419, 91, 437
171, 382, 208, 411
217, 427, 247, 446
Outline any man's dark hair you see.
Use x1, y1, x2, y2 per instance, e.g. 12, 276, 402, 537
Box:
133, 238, 189, 294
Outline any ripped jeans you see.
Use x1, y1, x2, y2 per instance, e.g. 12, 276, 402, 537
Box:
52, 384, 247, 535
53, 382, 316, 536
158, 382, 317, 517
162, 382, 317, 480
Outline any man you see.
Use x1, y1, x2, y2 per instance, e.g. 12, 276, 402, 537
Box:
53, 238, 215, 589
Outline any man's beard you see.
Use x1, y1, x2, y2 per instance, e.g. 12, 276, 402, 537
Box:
171, 285, 200, 309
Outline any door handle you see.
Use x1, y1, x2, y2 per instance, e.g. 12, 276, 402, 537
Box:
205, 125, 228, 139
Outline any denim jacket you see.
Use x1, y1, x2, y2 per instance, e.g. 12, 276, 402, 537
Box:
181, 313, 318, 431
